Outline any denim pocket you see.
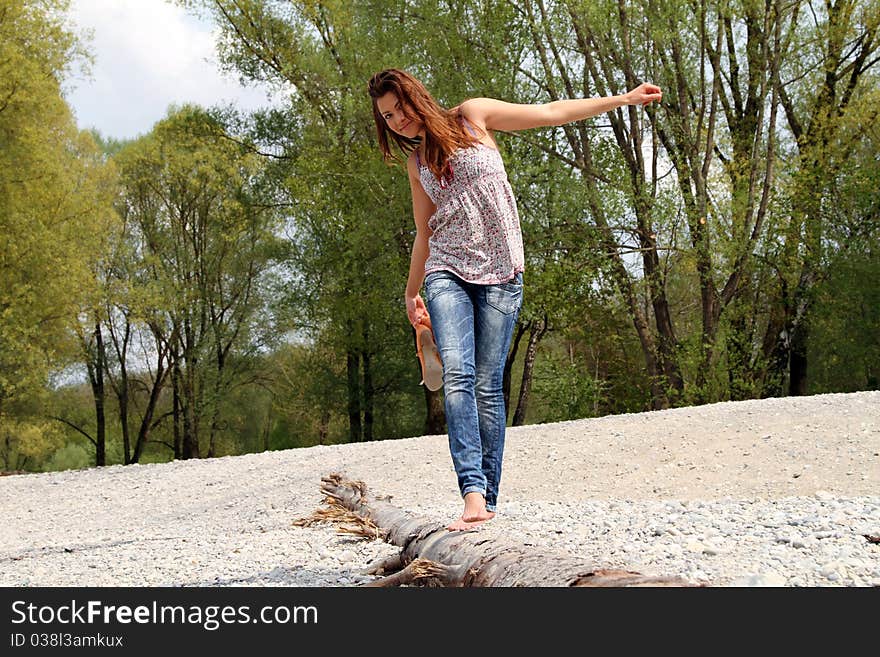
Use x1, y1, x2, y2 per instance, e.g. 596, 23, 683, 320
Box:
485, 277, 523, 314
425, 273, 458, 303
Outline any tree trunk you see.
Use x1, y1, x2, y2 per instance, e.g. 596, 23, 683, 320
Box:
106, 317, 133, 465
362, 326, 373, 443
346, 349, 362, 442
171, 350, 182, 459
319, 408, 330, 445
503, 321, 528, 413
761, 320, 789, 399
182, 369, 199, 459
2, 427, 9, 472
207, 414, 219, 458
208, 369, 223, 458
513, 317, 547, 426
296, 473, 694, 587
262, 409, 272, 452
118, 375, 130, 464
86, 320, 107, 467
788, 319, 809, 396
761, 270, 814, 399
0, 399, 6, 471
423, 387, 445, 436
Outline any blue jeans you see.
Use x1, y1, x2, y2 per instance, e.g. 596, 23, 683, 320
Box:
424, 269, 523, 512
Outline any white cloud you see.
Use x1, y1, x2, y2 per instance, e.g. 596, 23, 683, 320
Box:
65, 0, 278, 140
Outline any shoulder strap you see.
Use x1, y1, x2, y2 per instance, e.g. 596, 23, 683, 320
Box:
460, 115, 478, 137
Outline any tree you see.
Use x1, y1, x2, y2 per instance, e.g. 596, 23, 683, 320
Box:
763, 0, 880, 395
804, 103, 880, 393
0, 0, 116, 469
114, 105, 283, 460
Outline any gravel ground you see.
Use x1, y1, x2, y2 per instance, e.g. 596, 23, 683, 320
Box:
1, 391, 878, 587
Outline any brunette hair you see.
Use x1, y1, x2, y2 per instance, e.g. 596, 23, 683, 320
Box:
367, 68, 481, 181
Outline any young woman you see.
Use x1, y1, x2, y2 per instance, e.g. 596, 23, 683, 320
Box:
368, 68, 661, 530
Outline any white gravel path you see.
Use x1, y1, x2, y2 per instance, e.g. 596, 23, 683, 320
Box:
1, 391, 878, 587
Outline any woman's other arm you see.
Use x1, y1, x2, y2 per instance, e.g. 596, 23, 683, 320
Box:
460, 83, 662, 133
404, 153, 435, 327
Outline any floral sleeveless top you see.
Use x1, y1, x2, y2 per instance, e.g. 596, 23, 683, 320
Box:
417, 131, 525, 285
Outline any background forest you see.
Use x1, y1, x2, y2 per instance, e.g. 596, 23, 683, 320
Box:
2, 0, 878, 473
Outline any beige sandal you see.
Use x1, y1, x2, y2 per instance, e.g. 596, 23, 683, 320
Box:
415, 317, 443, 391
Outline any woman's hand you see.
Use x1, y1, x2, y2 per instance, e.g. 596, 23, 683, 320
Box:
406, 293, 429, 328
624, 83, 663, 107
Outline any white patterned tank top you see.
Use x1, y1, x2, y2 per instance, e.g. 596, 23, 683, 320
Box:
417, 127, 525, 285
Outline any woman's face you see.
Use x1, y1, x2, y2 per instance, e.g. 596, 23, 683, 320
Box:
376, 92, 422, 139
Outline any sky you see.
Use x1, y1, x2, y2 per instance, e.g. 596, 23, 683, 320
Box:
64, 0, 280, 141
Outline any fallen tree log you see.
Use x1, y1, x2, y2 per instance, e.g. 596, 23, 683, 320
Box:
294, 473, 699, 587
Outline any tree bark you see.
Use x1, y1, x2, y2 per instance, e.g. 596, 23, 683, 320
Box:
85, 320, 107, 467
262, 409, 272, 452
503, 321, 528, 414
181, 319, 200, 459
788, 320, 809, 396
346, 348, 362, 442
171, 344, 183, 460
513, 316, 548, 426
423, 386, 445, 436
296, 473, 695, 587
362, 325, 373, 443
207, 358, 224, 458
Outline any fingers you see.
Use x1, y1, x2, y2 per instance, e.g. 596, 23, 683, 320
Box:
631, 82, 662, 106
644, 83, 662, 105
406, 295, 428, 328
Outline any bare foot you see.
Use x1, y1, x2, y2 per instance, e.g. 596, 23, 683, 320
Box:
446, 517, 485, 531
444, 492, 497, 530
461, 491, 495, 522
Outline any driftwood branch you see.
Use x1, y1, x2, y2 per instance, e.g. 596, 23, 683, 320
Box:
361, 557, 461, 588
362, 553, 405, 576
295, 473, 699, 587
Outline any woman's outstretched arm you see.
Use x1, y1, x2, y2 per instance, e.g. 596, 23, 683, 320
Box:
460, 83, 662, 133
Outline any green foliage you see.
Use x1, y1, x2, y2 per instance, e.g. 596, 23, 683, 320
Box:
0, 0, 116, 467
809, 251, 880, 391
43, 442, 92, 473
808, 128, 880, 391
530, 351, 607, 423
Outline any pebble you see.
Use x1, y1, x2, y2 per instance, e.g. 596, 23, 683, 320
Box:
732, 572, 788, 587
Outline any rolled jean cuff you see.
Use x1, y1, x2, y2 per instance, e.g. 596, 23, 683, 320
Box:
461, 485, 486, 499
485, 502, 496, 512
